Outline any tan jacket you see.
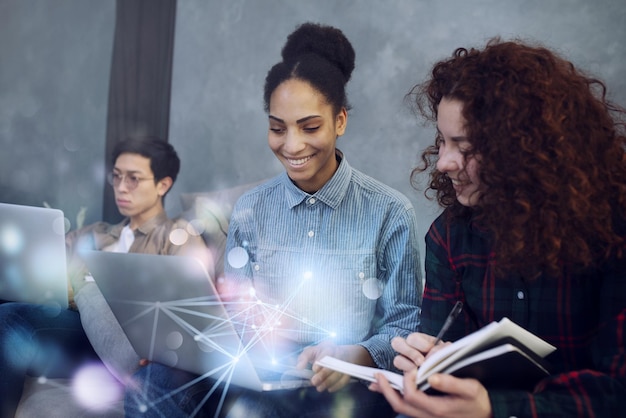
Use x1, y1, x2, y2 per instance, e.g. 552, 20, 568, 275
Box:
65, 211, 209, 306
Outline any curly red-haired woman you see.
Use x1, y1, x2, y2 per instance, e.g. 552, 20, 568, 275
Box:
372, 38, 626, 417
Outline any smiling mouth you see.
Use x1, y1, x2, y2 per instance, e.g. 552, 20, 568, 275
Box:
286, 155, 313, 166
450, 178, 470, 189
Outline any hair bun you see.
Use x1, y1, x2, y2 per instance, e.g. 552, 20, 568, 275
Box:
281, 22, 355, 82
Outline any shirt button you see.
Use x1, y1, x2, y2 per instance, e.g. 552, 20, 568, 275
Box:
358, 272, 365, 279
308, 197, 316, 205
308, 230, 314, 237
517, 291, 525, 300
254, 264, 260, 271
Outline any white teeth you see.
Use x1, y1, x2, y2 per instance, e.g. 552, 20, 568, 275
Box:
287, 156, 312, 165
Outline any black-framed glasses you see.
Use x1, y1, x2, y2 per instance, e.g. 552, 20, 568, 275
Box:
107, 172, 155, 190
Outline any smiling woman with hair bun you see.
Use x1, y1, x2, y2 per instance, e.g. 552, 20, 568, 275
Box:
124, 22, 422, 418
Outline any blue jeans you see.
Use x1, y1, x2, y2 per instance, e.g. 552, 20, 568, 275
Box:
125, 362, 239, 418
0, 302, 99, 417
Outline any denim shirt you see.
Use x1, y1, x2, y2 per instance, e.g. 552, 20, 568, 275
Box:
225, 155, 422, 369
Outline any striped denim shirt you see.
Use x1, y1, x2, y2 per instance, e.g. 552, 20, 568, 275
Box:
224, 155, 422, 369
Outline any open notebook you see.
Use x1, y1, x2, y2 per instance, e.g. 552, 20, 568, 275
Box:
82, 250, 313, 391
317, 317, 555, 394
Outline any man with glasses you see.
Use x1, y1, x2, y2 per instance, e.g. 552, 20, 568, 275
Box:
0, 137, 208, 417
67, 137, 207, 277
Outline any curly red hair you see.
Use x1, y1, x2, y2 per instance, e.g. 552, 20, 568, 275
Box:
410, 38, 626, 277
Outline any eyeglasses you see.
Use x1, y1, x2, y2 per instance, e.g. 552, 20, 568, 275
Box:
107, 172, 155, 190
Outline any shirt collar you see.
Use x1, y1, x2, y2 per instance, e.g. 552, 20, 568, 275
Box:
281, 149, 352, 210
109, 210, 169, 237
135, 211, 169, 235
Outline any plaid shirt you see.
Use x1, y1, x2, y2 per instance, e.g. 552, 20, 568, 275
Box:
422, 209, 626, 417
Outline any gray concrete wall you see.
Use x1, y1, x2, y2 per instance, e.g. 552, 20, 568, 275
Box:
0, 0, 115, 228
1, 0, 625, 258
167, 0, 626, 263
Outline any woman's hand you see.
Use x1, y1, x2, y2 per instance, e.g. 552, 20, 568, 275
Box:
370, 368, 492, 418
368, 332, 491, 417
391, 332, 450, 372
297, 342, 373, 393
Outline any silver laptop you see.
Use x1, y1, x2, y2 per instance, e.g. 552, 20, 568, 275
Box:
81, 250, 313, 392
0, 202, 68, 308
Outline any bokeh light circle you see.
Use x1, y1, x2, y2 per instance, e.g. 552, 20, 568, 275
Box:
72, 364, 123, 411
227, 247, 249, 269
0, 224, 24, 255
169, 228, 189, 246
166, 331, 184, 350
362, 278, 383, 300
160, 350, 179, 367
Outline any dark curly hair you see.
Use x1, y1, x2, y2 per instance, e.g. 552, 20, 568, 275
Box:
410, 38, 626, 277
263, 22, 355, 115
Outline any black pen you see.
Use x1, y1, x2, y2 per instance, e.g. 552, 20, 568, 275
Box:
432, 301, 463, 346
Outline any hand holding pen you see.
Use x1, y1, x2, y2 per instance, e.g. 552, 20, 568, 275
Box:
432, 300, 463, 346
390, 301, 463, 372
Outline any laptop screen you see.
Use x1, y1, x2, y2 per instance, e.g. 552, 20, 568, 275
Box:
0, 203, 68, 308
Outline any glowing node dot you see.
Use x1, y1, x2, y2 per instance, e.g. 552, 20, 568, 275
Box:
169, 228, 189, 246
227, 246, 249, 269
139, 404, 148, 413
